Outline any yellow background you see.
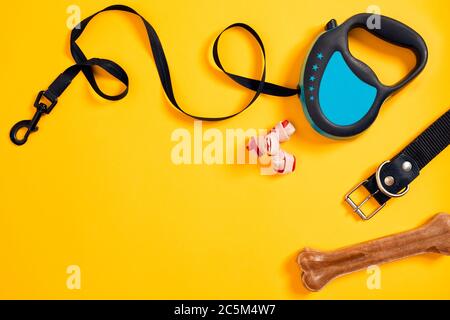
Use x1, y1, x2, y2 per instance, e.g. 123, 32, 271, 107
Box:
1, 0, 449, 299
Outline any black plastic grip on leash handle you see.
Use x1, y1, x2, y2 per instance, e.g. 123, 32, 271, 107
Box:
339, 13, 428, 92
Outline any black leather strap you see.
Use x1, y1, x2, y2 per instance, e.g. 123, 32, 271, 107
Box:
363, 109, 450, 205
10, 4, 297, 145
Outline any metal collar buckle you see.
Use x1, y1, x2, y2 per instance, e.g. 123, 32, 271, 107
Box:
345, 161, 410, 220
345, 180, 385, 221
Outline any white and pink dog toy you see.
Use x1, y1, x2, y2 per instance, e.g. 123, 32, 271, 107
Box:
247, 120, 297, 175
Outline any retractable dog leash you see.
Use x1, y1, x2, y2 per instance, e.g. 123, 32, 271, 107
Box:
300, 15, 427, 138
10, 4, 428, 145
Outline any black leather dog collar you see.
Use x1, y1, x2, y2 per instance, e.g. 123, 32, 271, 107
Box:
346, 109, 450, 220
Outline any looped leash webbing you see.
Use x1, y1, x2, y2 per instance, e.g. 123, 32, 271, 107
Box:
345, 109, 450, 220
10, 4, 297, 146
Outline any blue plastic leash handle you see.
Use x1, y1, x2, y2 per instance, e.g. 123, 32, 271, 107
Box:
300, 13, 428, 138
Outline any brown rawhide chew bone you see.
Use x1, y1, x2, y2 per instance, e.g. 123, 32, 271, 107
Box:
297, 213, 450, 292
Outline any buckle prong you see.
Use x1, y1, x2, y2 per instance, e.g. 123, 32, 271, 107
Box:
345, 180, 386, 221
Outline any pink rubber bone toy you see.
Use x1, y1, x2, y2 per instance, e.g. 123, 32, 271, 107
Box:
247, 120, 296, 174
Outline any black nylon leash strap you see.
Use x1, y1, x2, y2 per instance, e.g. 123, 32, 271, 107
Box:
346, 109, 450, 220
10, 4, 298, 146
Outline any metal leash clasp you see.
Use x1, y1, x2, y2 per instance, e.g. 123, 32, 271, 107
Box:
10, 91, 57, 146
